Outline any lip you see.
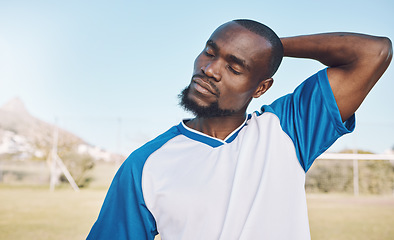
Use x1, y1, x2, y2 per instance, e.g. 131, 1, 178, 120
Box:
192, 77, 218, 96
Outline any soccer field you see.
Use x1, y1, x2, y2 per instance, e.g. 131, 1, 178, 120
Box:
0, 186, 393, 240
307, 194, 394, 240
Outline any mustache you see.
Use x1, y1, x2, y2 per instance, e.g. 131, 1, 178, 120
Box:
191, 73, 220, 96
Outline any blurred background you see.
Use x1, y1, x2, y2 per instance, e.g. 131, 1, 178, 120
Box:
0, 0, 393, 239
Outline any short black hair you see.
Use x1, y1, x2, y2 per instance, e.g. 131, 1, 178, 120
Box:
233, 19, 283, 78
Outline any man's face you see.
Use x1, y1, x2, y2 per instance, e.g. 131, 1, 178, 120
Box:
180, 22, 272, 118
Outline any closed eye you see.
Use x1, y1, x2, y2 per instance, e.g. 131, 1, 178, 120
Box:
204, 50, 214, 57
204, 46, 215, 57
228, 65, 241, 75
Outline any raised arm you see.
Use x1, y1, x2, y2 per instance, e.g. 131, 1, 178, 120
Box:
281, 33, 392, 121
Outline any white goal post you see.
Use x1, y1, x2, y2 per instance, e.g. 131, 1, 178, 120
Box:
317, 153, 394, 196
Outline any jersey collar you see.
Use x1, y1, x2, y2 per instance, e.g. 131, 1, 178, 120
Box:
177, 114, 251, 148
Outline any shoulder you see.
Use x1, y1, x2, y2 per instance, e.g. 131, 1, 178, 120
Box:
260, 68, 329, 115
123, 125, 181, 170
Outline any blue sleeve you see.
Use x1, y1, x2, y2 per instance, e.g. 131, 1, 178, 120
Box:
87, 126, 180, 239
86, 155, 158, 240
261, 68, 355, 172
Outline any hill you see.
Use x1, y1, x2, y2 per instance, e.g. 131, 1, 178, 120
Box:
0, 97, 115, 162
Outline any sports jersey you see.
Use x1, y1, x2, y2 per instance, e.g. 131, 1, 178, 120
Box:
87, 68, 355, 240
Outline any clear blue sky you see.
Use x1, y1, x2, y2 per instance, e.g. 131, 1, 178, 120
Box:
1, 0, 393, 155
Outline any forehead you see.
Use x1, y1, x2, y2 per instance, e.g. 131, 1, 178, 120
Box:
208, 22, 272, 64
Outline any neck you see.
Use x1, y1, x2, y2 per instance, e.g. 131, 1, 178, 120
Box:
185, 113, 247, 140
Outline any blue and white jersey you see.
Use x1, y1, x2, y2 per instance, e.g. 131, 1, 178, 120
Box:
87, 69, 355, 240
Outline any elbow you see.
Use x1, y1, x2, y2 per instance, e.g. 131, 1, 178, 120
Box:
377, 37, 393, 65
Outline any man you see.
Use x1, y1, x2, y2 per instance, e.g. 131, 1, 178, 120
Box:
87, 19, 392, 239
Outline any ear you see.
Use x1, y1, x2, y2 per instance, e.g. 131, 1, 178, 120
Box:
252, 78, 273, 98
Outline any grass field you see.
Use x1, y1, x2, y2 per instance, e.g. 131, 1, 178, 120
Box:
307, 194, 394, 240
0, 185, 393, 240
0, 185, 105, 240
1, 162, 393, 239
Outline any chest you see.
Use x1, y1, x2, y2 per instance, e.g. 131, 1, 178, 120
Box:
141, 115, 306, 239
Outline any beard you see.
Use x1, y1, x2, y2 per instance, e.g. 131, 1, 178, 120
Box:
178, 86, 236, 118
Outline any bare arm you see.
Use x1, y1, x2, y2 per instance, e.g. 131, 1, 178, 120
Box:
281, 33, 392, 121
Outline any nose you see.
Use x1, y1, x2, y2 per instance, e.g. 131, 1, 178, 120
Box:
201, 61, 221, 82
